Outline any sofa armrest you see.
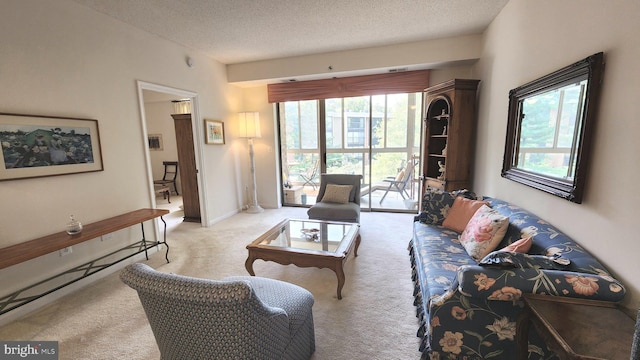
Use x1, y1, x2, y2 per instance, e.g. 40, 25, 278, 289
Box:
456, 265, 626, 302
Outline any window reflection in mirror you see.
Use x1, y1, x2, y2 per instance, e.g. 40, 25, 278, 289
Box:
502, 52, 604, 203
517, 79, 586, 179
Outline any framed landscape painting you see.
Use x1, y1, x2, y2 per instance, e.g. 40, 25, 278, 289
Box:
0, 113, 104, 181
205, 119, 225, 145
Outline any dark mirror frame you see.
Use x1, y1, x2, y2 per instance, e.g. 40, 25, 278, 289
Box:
501, 52, 604, 203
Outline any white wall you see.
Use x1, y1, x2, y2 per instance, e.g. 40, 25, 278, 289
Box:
474, 0, 640, 308
0, 0, 242, 320
228, 34, 482, 84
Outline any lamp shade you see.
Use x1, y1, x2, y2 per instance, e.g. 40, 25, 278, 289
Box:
238, 112, 261, 138
172, 99, 191, 114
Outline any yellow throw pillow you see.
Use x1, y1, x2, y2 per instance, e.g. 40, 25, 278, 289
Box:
459, 205, 509, 261
395, 169, 406, 182
321, 184, 353, 204
442, 197, 489, 233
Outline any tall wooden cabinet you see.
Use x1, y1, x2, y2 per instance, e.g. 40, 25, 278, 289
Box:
421, 79, 480, 193
171, 113, 201, 223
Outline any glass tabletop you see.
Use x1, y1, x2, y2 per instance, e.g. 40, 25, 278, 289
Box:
258, 219, 359, 254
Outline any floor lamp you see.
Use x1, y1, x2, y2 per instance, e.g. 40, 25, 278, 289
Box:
239, 112, 264, 213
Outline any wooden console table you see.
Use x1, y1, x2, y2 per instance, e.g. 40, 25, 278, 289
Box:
516, 293, 636, 360
0, 208, 169, 315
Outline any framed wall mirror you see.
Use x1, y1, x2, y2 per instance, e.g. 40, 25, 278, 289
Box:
501, 52, 604, 203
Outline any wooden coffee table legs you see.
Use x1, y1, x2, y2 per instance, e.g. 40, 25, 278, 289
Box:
245, 253, 257, 276
335, 233, 361, 299
334, 264, 347, 299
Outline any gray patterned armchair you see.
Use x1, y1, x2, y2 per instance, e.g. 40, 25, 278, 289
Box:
120, 263, 315, 360
307, 173, 363, 223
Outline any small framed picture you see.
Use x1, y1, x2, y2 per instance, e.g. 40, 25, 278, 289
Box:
205, 119, 225, 145
148, 134, 163, 151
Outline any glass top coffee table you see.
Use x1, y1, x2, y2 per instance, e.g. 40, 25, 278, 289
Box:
245, 218, 361, 299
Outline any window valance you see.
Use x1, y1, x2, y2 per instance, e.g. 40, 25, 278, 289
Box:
267, 69, 430, 103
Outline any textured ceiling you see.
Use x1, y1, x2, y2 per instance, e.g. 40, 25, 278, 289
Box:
71, 0, 508, 65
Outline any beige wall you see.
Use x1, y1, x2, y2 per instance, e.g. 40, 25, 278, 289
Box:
0, 0, 242, 321
228, 34, 482, 84
474, 0, 640, 308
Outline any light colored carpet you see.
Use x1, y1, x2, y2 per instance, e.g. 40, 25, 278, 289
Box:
0, 207, 421, 359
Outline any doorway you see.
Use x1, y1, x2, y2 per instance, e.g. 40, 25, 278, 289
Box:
137, 81, 207, 226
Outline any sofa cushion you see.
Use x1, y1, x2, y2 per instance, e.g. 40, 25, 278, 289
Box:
442, 197, 489, 233
479, 251, 571, 270
320, 184, 352, 204
307, 202, 360, 223
418, 188, 479, 225
410, 222, 476, 305
459, 205, 509, 261
499, 237, 533, 253
485, 197, 614, 276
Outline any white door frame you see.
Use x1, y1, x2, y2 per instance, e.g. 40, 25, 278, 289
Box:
136, 80, 209, 227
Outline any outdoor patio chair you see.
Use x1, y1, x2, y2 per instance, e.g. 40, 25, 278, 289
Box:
298, 159, 320, 189
379, 159, 416, 203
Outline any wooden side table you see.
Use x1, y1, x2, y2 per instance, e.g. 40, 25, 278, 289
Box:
516, 294, 636, 360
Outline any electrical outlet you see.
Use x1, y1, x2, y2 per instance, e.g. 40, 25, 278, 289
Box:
59, 246, 72, 257
101, 233, 113, 241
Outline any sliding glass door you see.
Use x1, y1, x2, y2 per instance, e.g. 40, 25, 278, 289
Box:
366, 93, 422, 211
279, 92, 422, 212
280, 101, 319, 205
324, 96, 368, 175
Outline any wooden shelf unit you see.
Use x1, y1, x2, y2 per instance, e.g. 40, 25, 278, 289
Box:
421, 79, 480, 193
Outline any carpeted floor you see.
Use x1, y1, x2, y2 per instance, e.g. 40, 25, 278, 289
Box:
0, 206, 421, 359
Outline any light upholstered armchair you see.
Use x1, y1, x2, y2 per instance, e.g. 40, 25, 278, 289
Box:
120, 263, 315, 360
307, 173, 363, 223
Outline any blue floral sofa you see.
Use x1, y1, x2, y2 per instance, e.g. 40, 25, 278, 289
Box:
409, 189, 626, 359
